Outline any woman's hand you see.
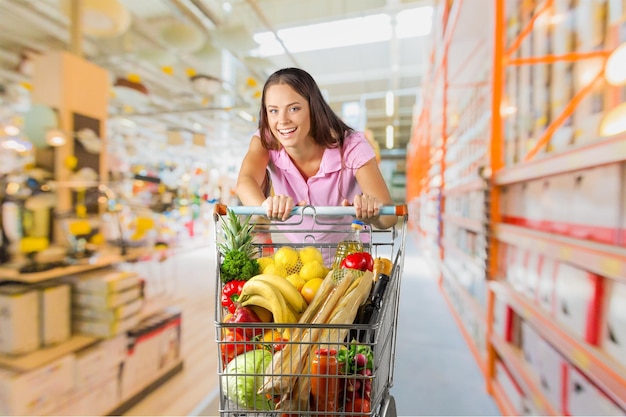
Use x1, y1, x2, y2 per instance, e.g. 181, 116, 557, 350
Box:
262, 195, 307, 221
342, 194, 383, 224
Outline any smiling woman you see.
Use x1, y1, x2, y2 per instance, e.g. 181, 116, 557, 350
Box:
236, 67, 397, 237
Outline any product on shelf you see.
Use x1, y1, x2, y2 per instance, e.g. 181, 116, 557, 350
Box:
0, 283, 40, 355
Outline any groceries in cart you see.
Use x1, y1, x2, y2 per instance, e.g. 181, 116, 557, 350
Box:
215, 207, 401, 415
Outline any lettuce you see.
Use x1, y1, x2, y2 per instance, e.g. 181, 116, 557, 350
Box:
222, 349, 274, 410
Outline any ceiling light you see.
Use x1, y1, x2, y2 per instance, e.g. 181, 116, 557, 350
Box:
600, 102, 626, 136
214, 25, 258, 53
238, 111, 255, 122
3, 125, 20, 136
605, 42, 626, 86
386, 125, 394, 149
386, 91, 394, 117
254, 7, 433, 56
46, 130, 66, 147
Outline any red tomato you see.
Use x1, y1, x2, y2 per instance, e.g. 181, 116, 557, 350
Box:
340, 252, 374, 272
345, 397, 371, 417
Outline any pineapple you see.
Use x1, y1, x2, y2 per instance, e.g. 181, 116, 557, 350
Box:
217, 209, 259, 283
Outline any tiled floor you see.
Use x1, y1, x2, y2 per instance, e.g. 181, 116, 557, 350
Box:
390, 237, 500, 416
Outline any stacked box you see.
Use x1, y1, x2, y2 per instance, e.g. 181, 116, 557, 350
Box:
0, 283, 40, 355
120, 308, 182, 401
0, 354, 75, 415
71, 269, 143, 338
37, 282, 71, 347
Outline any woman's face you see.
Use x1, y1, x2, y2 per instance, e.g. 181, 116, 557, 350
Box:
264, 83, 312, 149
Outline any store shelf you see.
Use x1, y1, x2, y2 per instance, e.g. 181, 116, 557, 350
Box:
107, 360, 184, 416
443, 177, 486, 196
490, 333, 558, 415
0, 335, 98, 372
491, 379, 519, 416
441, 261, 485, 319
490, 280, 626, 411
441, 214, 484, 233
442, 238, 485, 272
0, 247, 152, 284
494, 223, 626, 283
494, 134, 626, 185
439, 271, 486, 375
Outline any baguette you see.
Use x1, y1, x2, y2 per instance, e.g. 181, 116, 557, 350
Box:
317, 270, 373, 349
258, 269, 354, 395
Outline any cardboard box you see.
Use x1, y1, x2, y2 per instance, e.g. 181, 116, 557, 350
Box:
0, 354, 75, 415
495, 360, 524, 413
564, 364, 625, 415
600, 278, 626, 367
571, 164, 621, 244
524, 251, 542, 303
73, 285, 141, 309
38, 283, 71, 346
554, 262, 604, 343
540, 173, 574, 235
537, 258, 557, 316
73, 269, 140, 294
0, 283, 40, 355
73, 296, 143, 322
74, 312, 140, 338
535, 337, 566, 412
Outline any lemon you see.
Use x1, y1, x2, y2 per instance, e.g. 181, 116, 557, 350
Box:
274, 246, 301, 274
286, 273, 306, 291
257, 256, 275, 273
299, 260, 327, 281
299, 246, 324, 265
301, 278, 324, 304
264, 263, 288, 277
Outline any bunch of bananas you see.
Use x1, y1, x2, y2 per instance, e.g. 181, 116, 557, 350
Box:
238, 274, 308, 323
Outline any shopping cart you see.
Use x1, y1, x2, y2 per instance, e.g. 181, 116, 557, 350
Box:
214, 204, 408, 417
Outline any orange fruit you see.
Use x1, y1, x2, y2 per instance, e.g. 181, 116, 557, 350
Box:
300, 278, 323, 304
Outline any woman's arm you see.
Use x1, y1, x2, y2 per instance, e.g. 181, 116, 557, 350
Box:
236, 135, 271, 206
353, 158, 397, 229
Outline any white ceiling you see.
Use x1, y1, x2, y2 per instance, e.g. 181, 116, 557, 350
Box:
0, 0, 438, 168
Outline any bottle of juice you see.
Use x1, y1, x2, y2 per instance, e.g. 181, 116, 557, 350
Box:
332, 220, 365, 269
310, 348, 339, 417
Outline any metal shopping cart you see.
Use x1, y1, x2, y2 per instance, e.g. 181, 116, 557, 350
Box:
214, 205, 408, 417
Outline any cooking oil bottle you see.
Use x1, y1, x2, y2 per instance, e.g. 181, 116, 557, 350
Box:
332, 220, 365, 269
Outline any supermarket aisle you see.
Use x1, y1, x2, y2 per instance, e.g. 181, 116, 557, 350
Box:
390, 237, 501, 416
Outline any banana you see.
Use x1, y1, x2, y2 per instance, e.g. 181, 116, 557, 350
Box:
239, 279, 297, 324
250, 274, 308, 313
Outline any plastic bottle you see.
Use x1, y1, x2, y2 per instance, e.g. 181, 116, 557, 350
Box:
310, 348, 339, 417
332, 220, 365, 269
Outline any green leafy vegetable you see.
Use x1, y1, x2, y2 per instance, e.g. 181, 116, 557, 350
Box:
220, 251, 259, 283
222, 349, 274, 410
337, 341, 374, 375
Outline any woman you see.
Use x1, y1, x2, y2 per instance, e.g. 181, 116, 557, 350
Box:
236, 67, 396, 237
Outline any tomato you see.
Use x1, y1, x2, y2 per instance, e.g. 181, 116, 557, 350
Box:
220, 329, 254, 365
340, 252, 374, 272
345, 396, 371, 417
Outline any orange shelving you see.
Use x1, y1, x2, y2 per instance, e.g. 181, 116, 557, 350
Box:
408, 0, 626, 414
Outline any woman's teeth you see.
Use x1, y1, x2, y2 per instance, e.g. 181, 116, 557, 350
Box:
278, 127, 296, 135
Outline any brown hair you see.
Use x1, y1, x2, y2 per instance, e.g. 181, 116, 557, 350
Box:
258, 67, 353, 150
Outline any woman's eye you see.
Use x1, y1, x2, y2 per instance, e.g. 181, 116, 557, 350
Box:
289, 106, 300, 112
268, 109, 278, 114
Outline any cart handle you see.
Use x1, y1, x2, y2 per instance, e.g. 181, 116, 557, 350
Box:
214, 203, 407, 217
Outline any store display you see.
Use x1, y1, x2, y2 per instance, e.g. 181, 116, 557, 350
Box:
410, 0, 626, 414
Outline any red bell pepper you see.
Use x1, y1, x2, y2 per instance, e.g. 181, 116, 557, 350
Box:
340, 252, 374, 272
221, 280, 246, 314
220, 328, 254, 365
